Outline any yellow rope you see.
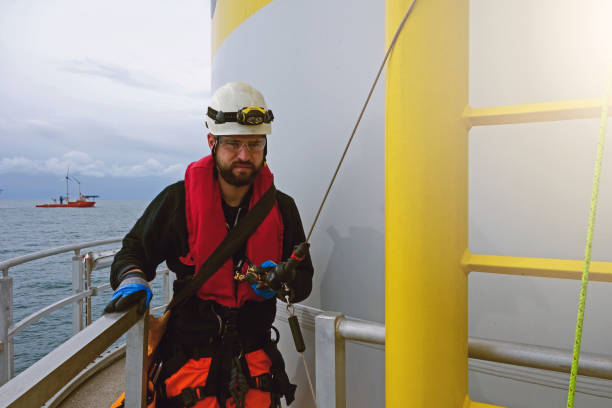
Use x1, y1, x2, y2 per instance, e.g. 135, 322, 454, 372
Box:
566, 65, 612, 408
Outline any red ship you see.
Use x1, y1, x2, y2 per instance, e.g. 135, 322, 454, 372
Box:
36, 169, 98, 208
36, 198, 96, 208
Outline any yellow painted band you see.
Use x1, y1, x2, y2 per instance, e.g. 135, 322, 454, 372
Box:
211, 0, 274, 58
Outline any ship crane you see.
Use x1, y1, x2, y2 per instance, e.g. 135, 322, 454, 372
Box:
35, 168, 98, 207
68, 176, 98, 200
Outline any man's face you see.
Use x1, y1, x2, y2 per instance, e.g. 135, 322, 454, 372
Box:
207, 134, 266, 187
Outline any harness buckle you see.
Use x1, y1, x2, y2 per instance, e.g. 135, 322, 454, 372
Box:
255, 373, 273, 391
220, 308, 240, 339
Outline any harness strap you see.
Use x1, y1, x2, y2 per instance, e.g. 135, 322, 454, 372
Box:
262, 341, 297, 405
160, 325, 296, 406
165, 383, 216, 408
251, 373, 273, 390
161, 350, 190, 381
164, 372, 280, 408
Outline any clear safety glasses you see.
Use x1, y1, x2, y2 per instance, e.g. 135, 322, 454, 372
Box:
218, 137, 267, 153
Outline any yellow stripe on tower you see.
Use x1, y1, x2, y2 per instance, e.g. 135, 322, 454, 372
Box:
385, 0, 471, 406
211, 0, 274, 58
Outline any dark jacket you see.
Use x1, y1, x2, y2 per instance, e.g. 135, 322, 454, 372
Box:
110, 180, 314, 303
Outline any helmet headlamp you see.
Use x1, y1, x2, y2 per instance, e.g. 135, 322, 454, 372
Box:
207, 106, 274, 126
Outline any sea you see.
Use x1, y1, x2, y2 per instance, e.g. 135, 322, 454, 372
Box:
0, 199, 171, 376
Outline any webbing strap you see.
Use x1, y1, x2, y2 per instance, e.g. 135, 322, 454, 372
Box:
164, 371, 277, 407
166, 384, 215, 408
566, 65, 612, 408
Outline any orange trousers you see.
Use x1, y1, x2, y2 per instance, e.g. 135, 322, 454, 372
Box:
163, 349, 272, 408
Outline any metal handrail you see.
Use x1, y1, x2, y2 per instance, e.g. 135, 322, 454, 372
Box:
337, 318, 384, 345
0, 237, 177, 387
0, 237, 122, 276
0, 307, 146, 408
469, 336, 612, 381
315, 312, 612, 407
8, 283, 111, 337
0, 237, 171, 405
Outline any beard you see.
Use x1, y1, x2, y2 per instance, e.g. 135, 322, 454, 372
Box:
216, 156, 263, 186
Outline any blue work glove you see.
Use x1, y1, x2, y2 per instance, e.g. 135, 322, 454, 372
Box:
251, 260, 278, 299
104, 273, 152, 314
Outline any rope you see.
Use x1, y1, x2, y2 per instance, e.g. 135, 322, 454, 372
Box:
566, 65, 612, 408
301, 352, 316, 405
305, 0, 417, 242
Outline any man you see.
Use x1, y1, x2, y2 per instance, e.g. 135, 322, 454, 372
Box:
106, 82, 314, 407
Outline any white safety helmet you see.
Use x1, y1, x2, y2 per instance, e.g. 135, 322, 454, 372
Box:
206, 82, 274, 136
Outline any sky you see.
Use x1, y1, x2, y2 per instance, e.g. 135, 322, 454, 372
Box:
0, 0, 212, 199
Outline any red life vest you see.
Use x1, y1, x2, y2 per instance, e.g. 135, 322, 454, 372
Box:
180, 155, 283, 308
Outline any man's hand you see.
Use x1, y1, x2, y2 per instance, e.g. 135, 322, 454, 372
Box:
264, 261, 296, 290
104, 272, 152, 314
251, 260, 278, 299
256, 260, 298, 303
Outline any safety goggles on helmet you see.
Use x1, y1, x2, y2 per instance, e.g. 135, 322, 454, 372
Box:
207, 106, 274, 126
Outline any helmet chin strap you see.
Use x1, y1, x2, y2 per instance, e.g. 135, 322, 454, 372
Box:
210, 133, 219, 158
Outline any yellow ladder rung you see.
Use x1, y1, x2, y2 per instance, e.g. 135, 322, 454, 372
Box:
462, 251, 612, 282
463, 98, 610, 128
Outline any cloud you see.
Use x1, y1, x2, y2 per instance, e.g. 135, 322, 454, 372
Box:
0, 151, 185, 178
60, 59, 167, 91
63, 150, 92, 163
0, 157, 34, 174
162, 163, 185, 175
0, 117, 64, 135
23, 119, 63, 132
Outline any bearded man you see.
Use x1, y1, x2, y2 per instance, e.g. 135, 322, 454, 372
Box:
106, 82, 314, 408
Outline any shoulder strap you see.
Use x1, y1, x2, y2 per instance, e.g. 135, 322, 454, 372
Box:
167, 185, 277, 311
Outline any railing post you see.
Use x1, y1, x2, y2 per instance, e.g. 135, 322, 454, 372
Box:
84, 253, 94, 326
125, 309, 148, 408
71, 251, 84, 334
315, 312, 346, 408
0, 273, 13, 385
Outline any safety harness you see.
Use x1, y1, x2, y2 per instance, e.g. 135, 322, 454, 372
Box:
163, 368, 288, 408
158, 299, 296, 408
